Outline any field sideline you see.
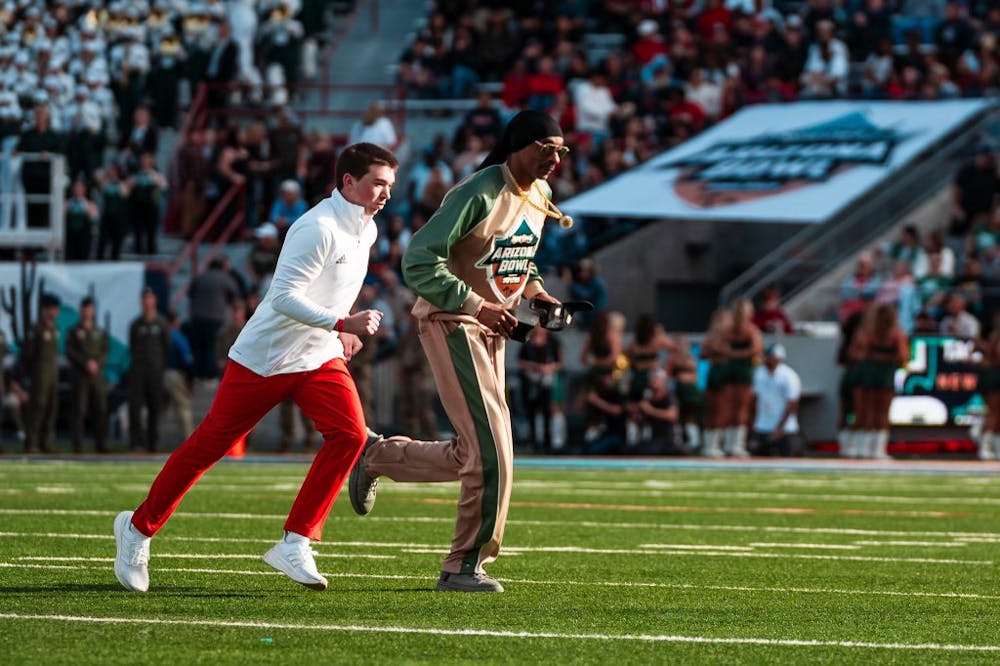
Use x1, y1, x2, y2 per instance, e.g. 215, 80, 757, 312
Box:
1, 458, 999, 664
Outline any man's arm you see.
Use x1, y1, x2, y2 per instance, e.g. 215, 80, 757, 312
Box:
268, 222, 343, 330
402, 184, 489, 315
64, 329, 87, 369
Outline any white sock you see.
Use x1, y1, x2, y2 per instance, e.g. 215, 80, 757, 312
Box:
848, 430, 864, 458
722, 427, 735, 455
684, 423, 700, 450
703, 429, 720, 456
284, 531, 309, 545
838, 430, 850, 458
865, 430, 879, 458
734, 426, 748, 456
874, 430, 890, 459
980, 432, 995, 460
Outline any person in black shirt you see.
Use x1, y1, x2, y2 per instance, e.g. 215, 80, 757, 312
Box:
635, 369, 679, 455
18, 103, 67, 230
517, 326, 562, 452
462, 91, 502, 140
952, 148, 999, 236
584, 371, 626, 454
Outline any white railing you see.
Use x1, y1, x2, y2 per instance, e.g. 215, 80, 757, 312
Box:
0, 149, 67, 257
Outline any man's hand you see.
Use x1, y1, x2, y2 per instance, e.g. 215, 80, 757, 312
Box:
340, 309, 383, 336
339, 332, 363, 361
86, 360, 99, 376
476, 302, 518, 337
532, 291, 560, 306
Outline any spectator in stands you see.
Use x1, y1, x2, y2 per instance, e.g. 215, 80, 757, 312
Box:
847, 1, 893, 63
861, 37, 896, 98
840, 254, 881, 322
348, 102, 398, 151
966, 206, 1000, 262
64, 179, 98, 261
887, 224, 926, 269
121, 106, 158, 173
940, 291, 981, 338
204, 21, 240, 113
568, 258, 608, 327
914, 308, 941, 334
951, 147, 998, 236
303, 130, 337, 206
463, 90, 503, 140
573, 67, 617, 147
188, 258, 241, 379
518, 325, 563, 452
917, 250, 953, 315
18, 102, 66, 229
936, 2, 975, 70
270, 180, 308, 234
686, 68, 724, 122
877, 260, 921, 335
270, 106, 304, 184
96, 163, 129, 260
259, 3, 305, 91
918, 230, 956, 278
753, 287, 794, 335
800, 20, 849, 98
164, 311, 195, 440
247, 223, 281, 297
953, 256, 985, 316
752, 343, 802, 457
127, 152, 167, 255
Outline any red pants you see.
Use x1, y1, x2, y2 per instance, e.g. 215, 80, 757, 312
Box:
131, 358, 366, 541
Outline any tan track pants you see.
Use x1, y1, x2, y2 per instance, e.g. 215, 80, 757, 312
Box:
363, 313, 513, 575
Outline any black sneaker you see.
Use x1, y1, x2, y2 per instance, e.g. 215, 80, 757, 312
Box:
348, 430, 382, 515
436, 571, 505, 593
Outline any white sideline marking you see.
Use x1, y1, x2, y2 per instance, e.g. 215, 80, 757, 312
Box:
1, 613, 998, 651
34, 486, 76, 494
853, 540, 967, 548
636, 546, 989, 565
0, 532, 443, 549
748, 543, 861, 550
5, 508, 1000, 541
6, 563, 999, 601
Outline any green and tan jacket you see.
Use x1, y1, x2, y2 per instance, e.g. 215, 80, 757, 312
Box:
403, 164, 549, 320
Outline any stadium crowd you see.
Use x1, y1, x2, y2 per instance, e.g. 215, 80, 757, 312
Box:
395, 0, 1000, 258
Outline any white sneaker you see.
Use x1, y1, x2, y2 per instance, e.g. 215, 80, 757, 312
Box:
263, 535, 328, 591
114, 511, 150, 592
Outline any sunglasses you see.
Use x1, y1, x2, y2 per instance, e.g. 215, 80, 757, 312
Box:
534, 141, 570, 158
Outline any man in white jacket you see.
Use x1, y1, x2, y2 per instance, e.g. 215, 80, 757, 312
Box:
113, 143, 397, 593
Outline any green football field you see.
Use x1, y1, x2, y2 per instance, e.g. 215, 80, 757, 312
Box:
2, 459, 999, 664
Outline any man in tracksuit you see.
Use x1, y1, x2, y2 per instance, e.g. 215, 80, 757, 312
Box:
350, 111, 566, 593
113, 143, 395, 593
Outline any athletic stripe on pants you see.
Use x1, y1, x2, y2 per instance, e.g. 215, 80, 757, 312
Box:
363, 315, 513, 575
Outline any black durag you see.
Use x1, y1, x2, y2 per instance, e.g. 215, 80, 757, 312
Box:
477, 110, 563, 171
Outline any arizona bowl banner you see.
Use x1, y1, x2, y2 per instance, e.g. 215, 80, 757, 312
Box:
0, 262, 144, 380
561, 100, 994, 223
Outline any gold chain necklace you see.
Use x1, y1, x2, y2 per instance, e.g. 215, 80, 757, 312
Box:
519, 183, 574, 229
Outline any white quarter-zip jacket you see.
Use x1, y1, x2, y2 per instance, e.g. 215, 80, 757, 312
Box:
228, 190, 376, 376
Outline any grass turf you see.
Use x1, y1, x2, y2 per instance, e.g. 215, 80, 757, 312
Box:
1, 460, 999, 664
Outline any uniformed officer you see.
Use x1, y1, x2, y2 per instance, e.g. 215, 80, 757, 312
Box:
23, 293, 61, 453
66, 297, 109, 453
128, 288, 170, 452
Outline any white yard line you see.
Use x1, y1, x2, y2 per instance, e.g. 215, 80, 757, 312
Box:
5, 563, 998, 601
747, 543, 862, 550
1, 612, 998, 652
16, 551, 395, 561
6, 508, 1000, 540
